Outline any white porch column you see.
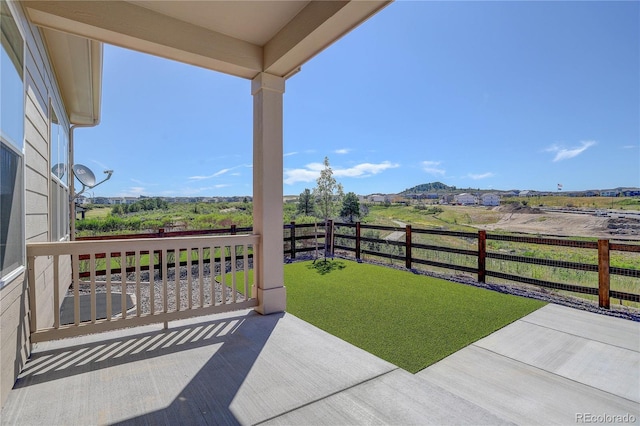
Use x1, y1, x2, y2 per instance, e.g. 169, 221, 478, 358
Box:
252, 72, 286, 314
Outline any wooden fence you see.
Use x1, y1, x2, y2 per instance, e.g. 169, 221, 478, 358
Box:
331, 221, 639, 308
77, 221, 640, 309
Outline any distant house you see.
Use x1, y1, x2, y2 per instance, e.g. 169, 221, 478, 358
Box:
93, 197, 110, 205
369, 194, 386, 203
76, 196, 89, 205
440, 194, 455, 204
454, 193, 477, 205
601, 190, 620, 197
481, 193, 500, 206
519, 190, 535, 197
622, 190, 640, 197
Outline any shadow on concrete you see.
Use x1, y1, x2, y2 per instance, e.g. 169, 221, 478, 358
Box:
14, 310, 283, 424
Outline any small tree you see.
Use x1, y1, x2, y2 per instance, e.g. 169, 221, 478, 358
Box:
313, 157, 343, 260
297, 188, 315, 216
340, 192, 360, 223
313, 157, 340, 221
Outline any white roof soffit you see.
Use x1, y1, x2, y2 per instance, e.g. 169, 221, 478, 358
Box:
42, 27, 102, 125
24, 0, 392, 80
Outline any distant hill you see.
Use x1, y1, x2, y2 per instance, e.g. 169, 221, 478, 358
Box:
400, 182, 456, 194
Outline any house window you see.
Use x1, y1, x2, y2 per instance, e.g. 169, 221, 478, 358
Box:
0, 0, 25, 284
50, 108, 70, 241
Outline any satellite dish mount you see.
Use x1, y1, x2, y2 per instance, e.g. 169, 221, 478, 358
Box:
72, 164, 113, 199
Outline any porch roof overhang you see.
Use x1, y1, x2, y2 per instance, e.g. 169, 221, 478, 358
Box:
25, 0, 391, 125
39, 28, 103, 126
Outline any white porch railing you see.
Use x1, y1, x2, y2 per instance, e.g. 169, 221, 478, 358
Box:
27, 234, 259, 342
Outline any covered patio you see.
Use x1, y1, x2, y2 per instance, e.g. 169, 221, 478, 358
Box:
2, 303, 638, 424
4, 2, 639, 424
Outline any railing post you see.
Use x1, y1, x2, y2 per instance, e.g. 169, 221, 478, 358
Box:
598, 239, 610, 309
478, 230, 486, 283
231, 224, 237, 235
28, 255, 37, 334
405, 225, 412, 269
355, 222, 361, 260
290, 221, 296, 259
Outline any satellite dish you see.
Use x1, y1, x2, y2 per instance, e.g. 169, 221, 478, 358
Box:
51, 163, 66, 179
73, 164, 97, 187
72, 163, 113, 198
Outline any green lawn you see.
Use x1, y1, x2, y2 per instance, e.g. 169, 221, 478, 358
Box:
282, 259, 546, 373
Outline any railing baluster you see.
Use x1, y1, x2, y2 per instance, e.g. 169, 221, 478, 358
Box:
231, 243, 237, 303
214, 246, 218, 306
121, 252, 127, 319
221, 246, 227, 304
149, 250, 155, 315
90, 254, 96, 323
175, 248, 180, 312
187, 249, 193, 310
106, 252, 112, 320
135, 251, 141, 317
243, 243, 249, 299
199, 246, 204, 308
162, 249, 168, 313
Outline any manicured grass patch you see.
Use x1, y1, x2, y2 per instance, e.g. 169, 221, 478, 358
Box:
283, 259, 545, 373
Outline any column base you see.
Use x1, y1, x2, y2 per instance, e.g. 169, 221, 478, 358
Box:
255, 286, 286, 315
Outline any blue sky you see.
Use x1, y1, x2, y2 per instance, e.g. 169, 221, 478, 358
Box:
75, 1, 639, 198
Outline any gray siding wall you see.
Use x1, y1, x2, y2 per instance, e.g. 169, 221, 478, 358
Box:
0, 1, 71, 407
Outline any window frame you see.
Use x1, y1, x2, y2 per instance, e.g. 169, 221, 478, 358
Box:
49, 103, 70, 242
0, 0, 25, 288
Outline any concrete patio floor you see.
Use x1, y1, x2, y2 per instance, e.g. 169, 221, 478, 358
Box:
2, 303, 638, 425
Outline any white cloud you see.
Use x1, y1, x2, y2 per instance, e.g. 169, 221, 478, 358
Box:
90, 159, 111, 170
622, 145, 638, 149
545, 140, 596, 162
284, 151, 298, 157
283, 161, 399, 185
189, 168, 231, 180
467, 172, 494, 180
334, 148, 351, 154
188, 164, 250, 180
117, 186, 146, 197
333, 161, 399, 178
421, 161, 446, 176
283, 168, 320, 185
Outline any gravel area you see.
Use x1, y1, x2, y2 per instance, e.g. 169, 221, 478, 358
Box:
72, 260, 251, 315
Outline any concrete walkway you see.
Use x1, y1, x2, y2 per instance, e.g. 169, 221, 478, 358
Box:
2, 304, 638, 425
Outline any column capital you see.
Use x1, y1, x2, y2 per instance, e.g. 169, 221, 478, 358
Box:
251, 72, 285, 96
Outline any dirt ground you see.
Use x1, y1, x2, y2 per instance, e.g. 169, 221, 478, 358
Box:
476, 208, 640, 240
